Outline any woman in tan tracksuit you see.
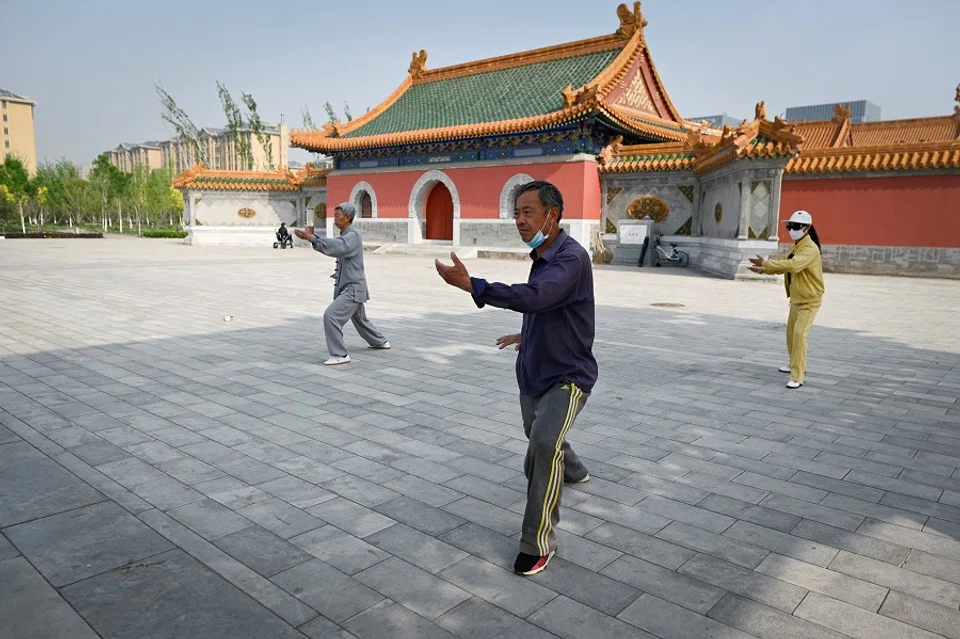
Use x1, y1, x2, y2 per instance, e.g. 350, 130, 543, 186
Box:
749, 210, 825, 389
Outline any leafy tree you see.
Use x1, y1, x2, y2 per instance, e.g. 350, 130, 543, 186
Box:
155, 83, 207, 165
218, 82, 251, 170
242, 92, 273, 169
0, 157, 32, 233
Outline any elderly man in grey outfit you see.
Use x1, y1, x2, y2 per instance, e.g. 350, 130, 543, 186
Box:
295, 202, 390, 365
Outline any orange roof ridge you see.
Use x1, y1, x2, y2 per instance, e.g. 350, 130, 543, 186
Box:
417, 35, 627, 85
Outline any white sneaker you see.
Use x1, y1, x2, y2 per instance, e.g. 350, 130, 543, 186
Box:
786, 380, 803, 389
369, 342, 391, 350
778, 365, 791, 373
324, 355, 351, 366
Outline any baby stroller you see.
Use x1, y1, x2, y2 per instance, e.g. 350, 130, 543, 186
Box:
273, 223, 294, 249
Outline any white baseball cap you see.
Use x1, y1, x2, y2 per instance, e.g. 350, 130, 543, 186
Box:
784, 210, 813, 226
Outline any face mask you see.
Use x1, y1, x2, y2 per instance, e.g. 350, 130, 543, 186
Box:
524, 217, 551, 250
788, 228, 806, 241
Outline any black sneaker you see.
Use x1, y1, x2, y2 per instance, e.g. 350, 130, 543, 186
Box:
564, 473, 590, 484
514, 551, 555, 576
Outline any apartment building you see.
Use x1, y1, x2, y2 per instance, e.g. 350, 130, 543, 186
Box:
1, 89, 38, 175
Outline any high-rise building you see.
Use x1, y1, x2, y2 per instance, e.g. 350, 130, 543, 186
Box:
0, 89, 38, 175
687, 113, 743, 129
105, 122, 289, 173
785, 100, 881, 123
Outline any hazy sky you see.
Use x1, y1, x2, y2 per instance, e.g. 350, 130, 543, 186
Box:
4, 0, 958, 166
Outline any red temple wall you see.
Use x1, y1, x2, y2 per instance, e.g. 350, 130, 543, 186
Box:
779, 174, 960, 248
327, 159, 601, 220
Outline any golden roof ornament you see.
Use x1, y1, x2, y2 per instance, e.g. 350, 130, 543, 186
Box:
833, 103, 852, 122
755, 101, 767, 121
615, 2, 647, 39
408, 50, 428, 79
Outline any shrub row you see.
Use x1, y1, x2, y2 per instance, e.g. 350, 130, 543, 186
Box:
141, 229, 188, 238
2, 231, 103, 239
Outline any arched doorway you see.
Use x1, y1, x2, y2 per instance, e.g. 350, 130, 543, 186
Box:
425, 182, 454, 240
360, 191, 373, 219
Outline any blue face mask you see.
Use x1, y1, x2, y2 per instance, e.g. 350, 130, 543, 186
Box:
524, 217, 551, 250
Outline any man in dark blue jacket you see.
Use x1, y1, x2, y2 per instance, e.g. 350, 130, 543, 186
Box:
436, 180, 598, 576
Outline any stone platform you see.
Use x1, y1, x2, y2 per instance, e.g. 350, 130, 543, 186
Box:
1, 238, 959, 638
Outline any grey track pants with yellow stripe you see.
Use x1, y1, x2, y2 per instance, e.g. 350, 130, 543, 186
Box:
519, 382, 590, 557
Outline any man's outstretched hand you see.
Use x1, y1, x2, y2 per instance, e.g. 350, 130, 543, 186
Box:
496, 333, 521, 351
294, 226, 315, 241
435, 252, 472, 293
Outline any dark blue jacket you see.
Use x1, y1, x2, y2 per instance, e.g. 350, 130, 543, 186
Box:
470, 229, 598, 398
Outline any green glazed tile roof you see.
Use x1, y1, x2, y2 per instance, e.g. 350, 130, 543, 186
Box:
344, 49, 621, 138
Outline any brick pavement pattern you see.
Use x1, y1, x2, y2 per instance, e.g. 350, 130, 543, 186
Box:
1, 237, 959, 638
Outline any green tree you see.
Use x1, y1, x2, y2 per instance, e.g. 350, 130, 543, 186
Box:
242, 92, 273, 169
156, 83, 207, 165
0, 156, 33, 233
218, 82, 251, 170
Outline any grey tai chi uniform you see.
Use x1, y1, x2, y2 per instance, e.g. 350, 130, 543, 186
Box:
310, 227, 388, 357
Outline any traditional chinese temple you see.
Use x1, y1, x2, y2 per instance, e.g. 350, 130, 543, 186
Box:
176, 2, 960, 278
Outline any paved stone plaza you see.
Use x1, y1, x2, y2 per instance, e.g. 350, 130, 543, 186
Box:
1, 237, 959, 638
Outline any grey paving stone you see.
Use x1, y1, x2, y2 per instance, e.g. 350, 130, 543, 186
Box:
442, 497, 522, 536
707, 593, 847, 639
166, 498, 253, 540
238, 497, 324, 539
821, 493, 928, 530
794, 591, 941, 639
828, 549, 960, 608
0, 450, 105, 527
437, 597, 557, 639
571, 495, 672, 536
525, 556, 643, 617
272, 559, 382, 623
67, 440, 130, 465
789, 470, 886, 503
365, 523, 468, 574
384, 474, 464, 507
155, 455, 226, 485
196, 476, 273, 509
553, 528, 622, 571
213, 456, 288, 484
879, 590, 960, 639
902, 549, 960, 585
214, 525, 313, 577
355, 557, 471, 620
138, 508, 318, 627
755, 553, 888, 611
0, 534, 18, 561
679, 553, 808, 612
317, 472, 398, 507
585, 522, 696, 570
345, 599, 458, 639
64, 549, 304, 638
290, 525, 391, 574
373, 496, 467, 536
791, 519, 910, 565
618, 593, 755, 639
299, 615, 357, 639
257, 475, 337, 509
308, 497, 396, 538
0, 556, 99, 639
655, 521, 769, 569
527, 595, 657, 639
601, 554, 725, 614
697, 493, 802, 533
845, 470, 944, 501
635, 494, 736, 534
759, 494, 864, 531
858, 518, 960, 561
723, 520, 839, 567
4, 501, 173, 587
882, 491, 960, 524
438, 555, 558, 618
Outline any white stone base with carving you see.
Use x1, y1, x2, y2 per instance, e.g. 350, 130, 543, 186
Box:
184, 226, 281, 247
